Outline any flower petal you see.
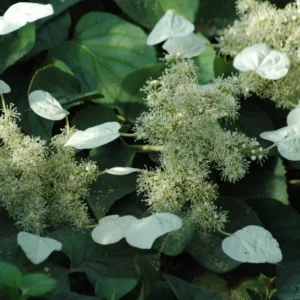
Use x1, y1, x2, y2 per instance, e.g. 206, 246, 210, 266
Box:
29, 90, 69, 121
92, 215, 137, 245
287, 107, 300, 126
125, 213, 182, 249
4, 3, 54, 24
0, 80, 11, 94
17, 232, 62, 265
64, 122, 121, 149
233, 43, 271, 72
256, 50, 290, 80
162, 33, 206, 58
222, 225, 282, 264
106, 167, 141, 175
147, 10, 194, 45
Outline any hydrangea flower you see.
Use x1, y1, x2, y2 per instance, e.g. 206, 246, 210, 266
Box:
260, 107, 300, 160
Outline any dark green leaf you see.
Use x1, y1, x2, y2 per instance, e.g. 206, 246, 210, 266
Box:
187, 197, 262, 273
194, 39, 216, 84
27, 12, 72, 58
87, 174, 136, 220
72, 103, 118, 130
48, 12, 156, 100
112, 63, 166, 122
153, 213, 195, 256
0, 23, 35, 74
245, 198, 300, 244
95, 277, 137, 299
164, 274, 222, 300
219, 156, 288, 205
192, 272, 230, 299
19, 273, 57, 296
113, 0, 199, 29
0, 261, 22, 289
28, 61, 81, 101
89, 142, 136, 170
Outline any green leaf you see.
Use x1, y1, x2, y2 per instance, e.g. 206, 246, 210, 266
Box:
153, 213, 195, 256
89, 141, 136, 170
276, 240, 300, 300
95, 277, 137, 300
194, 39, 216, 84
0, 261, 22, 289
19, 273, 57, 296
27, 12, 72, 58
221, 98, 276, 150
147, 281, 177, 300
50, 228, 108, 269
164, 274, 223, 300
219, 156, 288, 205
113, 0, 199, 29
28, 62, 81, 101
0, 23, 35, 74
187, 197, 262, 273
112, 63, 166, 122
48, 12, 156, 100
196, 0, 236, 38
192, 272, 230, 300
245, 198, 300, 244
87, 174, 136, 220
135, 254, 160, 300
72, 103, 118, 130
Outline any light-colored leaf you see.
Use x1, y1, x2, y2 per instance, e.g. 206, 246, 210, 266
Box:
17, 232, 62, 265
222, 225, 282, 263
92, 215, 137, 245
125, 213, 182, 249
162, 33, 206, 58
0, 80, 11, 93
106, 167, 141, 175
287, 107, 300, 126
260, 124, 300, 161
147, 9, 194, 45
0, 3, 54, 35
29, 90, 69, 120
233, 44, 290, 80
64, 122, 121, 149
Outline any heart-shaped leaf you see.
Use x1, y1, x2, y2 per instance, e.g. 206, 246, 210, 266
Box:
17, 232, 62, 265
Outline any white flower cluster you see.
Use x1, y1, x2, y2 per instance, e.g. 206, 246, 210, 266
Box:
147, 10, 206, 58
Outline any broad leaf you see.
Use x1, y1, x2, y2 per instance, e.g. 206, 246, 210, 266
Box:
0, 262, 22, 288
164, 274, 222, 300
18, 273, 57, 296
187, 197, 262, 273
48, 12, 156, 100
113, 0, 199, 29
0, 23, 35, 74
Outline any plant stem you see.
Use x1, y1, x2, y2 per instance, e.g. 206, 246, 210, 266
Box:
127, 144, 164, 152
1, 93, 6, 117
287, 100, 297, 108
217, 228, 232, 236
65, 115, 70, 136
119, 132, 135, 137
262, 143, 276, 153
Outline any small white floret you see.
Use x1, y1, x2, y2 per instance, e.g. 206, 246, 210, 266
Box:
64, 122, 121, 150
17, 232, 62, 265
147, 10, 194, 45
222, 225, 282, 263
29, 90, 69, 121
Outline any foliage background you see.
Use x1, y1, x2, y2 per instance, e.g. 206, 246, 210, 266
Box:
0, 0, 300, 299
